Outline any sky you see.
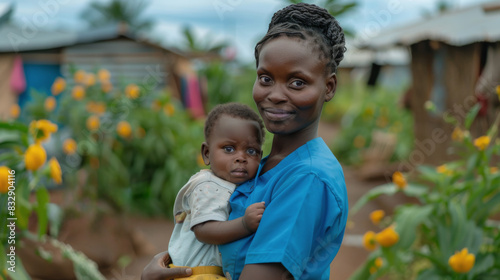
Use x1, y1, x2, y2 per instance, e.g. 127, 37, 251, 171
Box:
2, 0, 494, 62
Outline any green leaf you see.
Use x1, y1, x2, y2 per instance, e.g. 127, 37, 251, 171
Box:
35, 187, 50, 238
47, 203, 64, 237
349, 184, 398, 215
394, 204, 434, 249
465, 104, 480, 129
0, 122, 28, 133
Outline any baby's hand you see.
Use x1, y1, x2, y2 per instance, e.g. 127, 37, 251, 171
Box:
243, 202, 265, 233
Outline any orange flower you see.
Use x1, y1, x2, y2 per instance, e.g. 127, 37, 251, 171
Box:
51, 77, 66, 95
0, 166, 12, 194
25, 144, 47, 171
375, 226, 399, 247
474, 136, 490, 151
362, 231, 377, 251
86, 101, 106, 115
72, 85, 85, 100
490, 167, 499, 174
86, 116, 100, 132
63, 138, 77, 155
101, 81, 113, 93
74, 70, 86, 84
44, 96, 57, 112
49, 158, 62, 184
392, 171, 407, 189
369, 210, 385, 226
117, 121, 132, 138
10, 104, 20, 119
30, 120, 58, 143
84, 73, 96, 87
449, 248, 475, 273
369, 257, 384, 274
451, 127, 464, 141
163, 103, 175, 116
437, 164, 453, 176
97, 69, 111, 82
125, 84, 140, 99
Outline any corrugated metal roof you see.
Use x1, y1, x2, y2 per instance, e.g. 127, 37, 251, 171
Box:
357, 1, 500, 50
0, 24, 185, 56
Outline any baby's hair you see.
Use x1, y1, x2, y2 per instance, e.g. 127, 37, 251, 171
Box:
255, 3, 346, 74
204, 103, 265, 145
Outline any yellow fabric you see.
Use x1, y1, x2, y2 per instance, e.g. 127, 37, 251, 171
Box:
169, 264, 226, 280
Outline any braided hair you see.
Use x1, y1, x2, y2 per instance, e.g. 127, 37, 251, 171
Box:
204, 103, 265, 145
254, 3, 346, 74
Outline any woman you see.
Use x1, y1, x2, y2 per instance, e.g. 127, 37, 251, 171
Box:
142, 3, 348, 279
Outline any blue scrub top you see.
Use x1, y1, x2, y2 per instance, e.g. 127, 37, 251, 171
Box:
219, 138, 348, 280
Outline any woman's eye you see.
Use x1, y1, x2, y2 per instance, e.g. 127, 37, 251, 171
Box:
247, 148, 258, 156
223, 146, 235, 153
259, 76, 272, 84
291, 80, 305, 88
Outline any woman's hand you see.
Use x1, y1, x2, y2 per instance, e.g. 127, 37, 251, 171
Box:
141, 251, 192, 280
243, 202, 265, 232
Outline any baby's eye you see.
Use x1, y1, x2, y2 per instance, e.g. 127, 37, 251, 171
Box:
223, 146, 235, 153
290, 80, 305, 88
247, 148, 258, 156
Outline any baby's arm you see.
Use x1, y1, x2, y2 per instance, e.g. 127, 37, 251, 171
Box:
192, 202, 265, 245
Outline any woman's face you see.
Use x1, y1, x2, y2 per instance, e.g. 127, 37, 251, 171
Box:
253, 36, 336, 136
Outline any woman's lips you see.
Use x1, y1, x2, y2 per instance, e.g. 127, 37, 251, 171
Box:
263, 108, 294, 121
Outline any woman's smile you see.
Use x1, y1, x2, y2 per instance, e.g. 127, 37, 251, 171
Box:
262, 108, 295, 122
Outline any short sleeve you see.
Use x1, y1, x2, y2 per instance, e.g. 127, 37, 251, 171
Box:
187, 182, 233, 229
245, 173, 344, 279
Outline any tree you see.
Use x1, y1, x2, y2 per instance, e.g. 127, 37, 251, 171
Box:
80, 0, 154, 32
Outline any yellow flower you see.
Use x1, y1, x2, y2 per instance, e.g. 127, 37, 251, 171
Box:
0, 166, 11, 194
496, 85, 500, 101
376, 116, 389, 128
86, 101, 106, 115
30, 120, 58, 143
136, 126, 146, 138
362, 231, 377, 251
474, 136, 490, 151
44, 96, 57, 112
375, 225, 399, 247
353, 135, 366, 149
98, 69, 111, 82
125, 84, 140, 99
369, 257, 383, 274
72, 85, 86, 100
449, 248, 475, 273
163, 103, 175, 116
74, 70, 86, 84
490, 167, 499, 174
63, 138, 77, 155
451, 127, 464, 141
197, 153, 206, 167
152, 100, 162, 111
101, 81, 113, 93
117, 121, 132, 138
392, 171, 407, 189
84, 73, 96, 87
437, 164, 453, 176
86, 115, 100, 132
51, 77, 66, 95
369, 210, 385, 226
25, 144, 47, 171
10, 104, 20, 119
49, 158, 62, 184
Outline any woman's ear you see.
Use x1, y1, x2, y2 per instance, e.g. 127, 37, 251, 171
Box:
325, 73, 337, 102
201, 142, 210, 165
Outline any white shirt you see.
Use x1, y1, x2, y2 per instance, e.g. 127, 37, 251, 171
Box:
168, 169, 236, 267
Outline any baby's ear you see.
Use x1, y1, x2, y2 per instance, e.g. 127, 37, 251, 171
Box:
201, 142, 210, 165
325, 73, 337, 102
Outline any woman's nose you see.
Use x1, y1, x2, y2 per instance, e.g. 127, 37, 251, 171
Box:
267, 85, 287, 103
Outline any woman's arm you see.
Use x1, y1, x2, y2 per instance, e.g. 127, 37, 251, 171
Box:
192, 202, 265, 245
239, 263, 293, 280
141, 251, 192, 280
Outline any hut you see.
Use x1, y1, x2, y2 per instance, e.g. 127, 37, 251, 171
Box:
0, 22, 202, 119
357, 1, 500, 166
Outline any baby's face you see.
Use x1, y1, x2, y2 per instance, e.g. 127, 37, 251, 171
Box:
202, 115, 262, 184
